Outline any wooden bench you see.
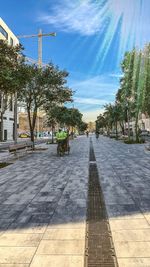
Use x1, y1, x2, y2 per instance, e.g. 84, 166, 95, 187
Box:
26, 141, 33, 151
9, 141, 33, 158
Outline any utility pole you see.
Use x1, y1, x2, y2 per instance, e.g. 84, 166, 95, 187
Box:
38, 29, 42, 67
14, 92, 18, 144
37, 29, 43, 138
17, 30, 56, 139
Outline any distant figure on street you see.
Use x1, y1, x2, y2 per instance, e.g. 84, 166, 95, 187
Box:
86, 130, 89, 137
95, 130, 99, 139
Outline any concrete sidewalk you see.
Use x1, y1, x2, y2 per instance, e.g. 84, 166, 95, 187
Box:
93, 135, 150, 267
0, 136, 89, 267
0, 135, 150, 266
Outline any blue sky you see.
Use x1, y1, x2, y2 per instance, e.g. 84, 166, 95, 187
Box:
1, 0, 150, 121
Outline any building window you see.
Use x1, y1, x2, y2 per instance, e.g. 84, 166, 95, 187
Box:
4, 129, 7, 141
10, 37, 13, 46
0, 25, 8, 39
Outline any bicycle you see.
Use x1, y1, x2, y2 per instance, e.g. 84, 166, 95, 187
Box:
57, 139, 70, 156
57, 140, 65, 156
65, 139, 70, 155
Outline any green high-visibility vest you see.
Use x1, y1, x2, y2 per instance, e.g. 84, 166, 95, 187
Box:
56, 131, 67, 140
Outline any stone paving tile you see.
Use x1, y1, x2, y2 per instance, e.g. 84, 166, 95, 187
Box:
0, 247, 36, 264
112, 229, 150, 241
36, 240, 85, 255
30, 255, 84, 267
0, 264, 29, 267
7, 223, 47, 234
115, 241, 150, 257
43, 228, 85, 240
144, 213, 150, 224
47, 222, 85, 229
0, 233, 42, 246
109, 217, 150, 230
117, 258, 150, 267
106, 204, 144, 219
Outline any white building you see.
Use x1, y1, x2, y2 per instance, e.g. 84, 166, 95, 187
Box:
0, 17, 19, 141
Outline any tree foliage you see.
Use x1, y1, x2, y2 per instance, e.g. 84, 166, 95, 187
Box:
0, 40, 25, 141
96, 43, 150, 141
18, 63, 73, 145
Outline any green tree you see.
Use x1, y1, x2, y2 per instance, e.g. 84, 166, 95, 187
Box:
132, 50, 143, 141
18, 63, 73, 146
115, 89, 127, 135
0, 40, 24, 141
96, 114, 106, 133
78, 121, 88, 133
99, 43, 150, 142
46, 107, 57, 144
142, 44, 150, 117
54, 107, 82, 130
120, 50, 136, 140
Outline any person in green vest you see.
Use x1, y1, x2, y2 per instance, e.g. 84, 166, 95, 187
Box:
56, 128, 67, 141
56, 129, 67, 155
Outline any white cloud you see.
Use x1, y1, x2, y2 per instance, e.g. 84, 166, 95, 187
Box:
82, 108, 105, 122
68, 74, 117, 121
109, 73, 123, 78
74, 97, 107, 105
69, 74, 118, 99
39, 0, 108, 36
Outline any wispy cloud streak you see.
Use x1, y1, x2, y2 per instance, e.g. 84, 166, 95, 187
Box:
39, 0, 108, 36
74, 97, 108, 105
39, 0, 150, 72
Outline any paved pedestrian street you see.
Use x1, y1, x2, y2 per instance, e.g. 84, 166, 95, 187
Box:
93, 136, 150, 267
0, 137, 89, 267
0, 135, 150, 267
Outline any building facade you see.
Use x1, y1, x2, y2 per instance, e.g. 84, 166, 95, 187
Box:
0, 17, 19, 140
18, 112, 47, 135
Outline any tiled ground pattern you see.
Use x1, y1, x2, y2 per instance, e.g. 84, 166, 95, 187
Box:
0, 137, 89, 267
93, 136, 150, 267
0, 135, 150, 267
85, 139, 118, 267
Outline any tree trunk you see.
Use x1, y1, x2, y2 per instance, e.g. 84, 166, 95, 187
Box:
71, 126, 74, 139
14, 92, 18, 144
115, 121, 118, 137
127, 109, 130, 141
0, 112, 4, 141
27, 107, 35, 149
30, 129, 35, 145
0, 94, 10, 142
51, 124, 54, 144
119, 122, 125, 135
0, 94, 4, 141
107, 127, 110, 136
135, 111, 139, 143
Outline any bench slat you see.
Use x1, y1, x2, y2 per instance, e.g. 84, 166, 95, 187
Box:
9, 142, 33, 153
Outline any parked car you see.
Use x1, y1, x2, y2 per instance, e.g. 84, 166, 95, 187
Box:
139, 129, 149, 136
19, 133, 30, 138
109, 131, 121, 138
